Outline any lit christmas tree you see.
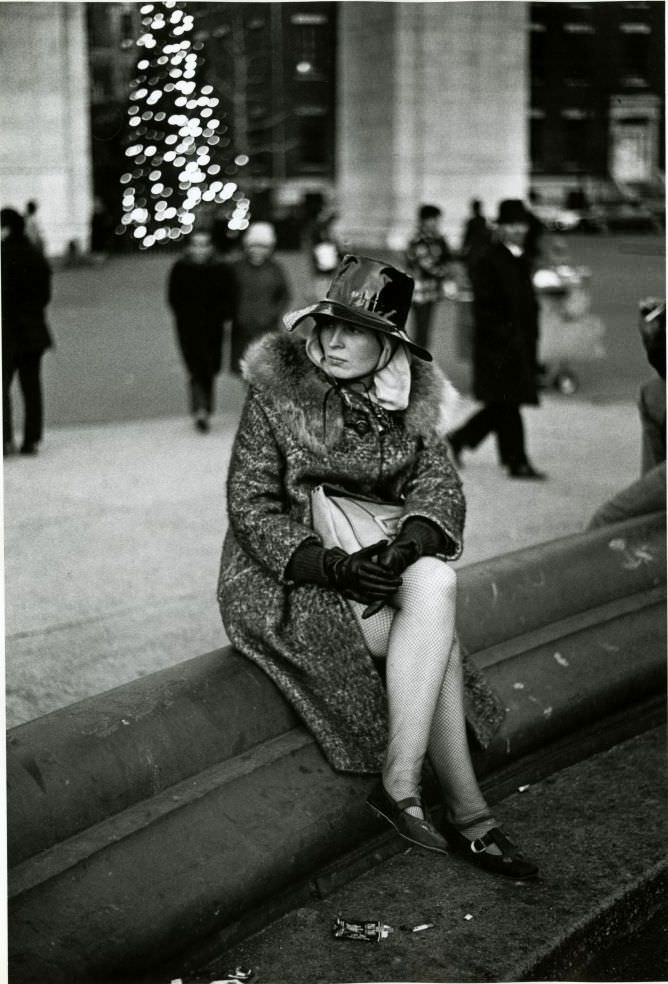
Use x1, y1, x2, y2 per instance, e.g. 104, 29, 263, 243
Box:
119, 0, 250, 249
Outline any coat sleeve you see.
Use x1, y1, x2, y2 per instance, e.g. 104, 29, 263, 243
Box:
226, 389, 319, 582
167, 262, 182, 314
399, 437, 465, 560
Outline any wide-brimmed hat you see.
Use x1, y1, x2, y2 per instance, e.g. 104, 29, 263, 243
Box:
496, 199, 530, 225
283, 254, 432, 361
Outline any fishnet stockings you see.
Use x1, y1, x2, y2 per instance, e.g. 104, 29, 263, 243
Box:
353, 557, 495, 838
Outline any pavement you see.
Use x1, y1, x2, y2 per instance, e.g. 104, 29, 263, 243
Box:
185, 724, 668, 984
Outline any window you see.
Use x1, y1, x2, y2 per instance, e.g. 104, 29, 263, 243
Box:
530, 113, 546, 168
620, 27, 651, 85
88, 9, 113, 48
563, 23, 594, 83
291, 13, 329, 80
91, 61, 114, 102
120, 9, 135, 42
530, 22, 547, 83
561, 110, 590, 169
296, 111, 328, 168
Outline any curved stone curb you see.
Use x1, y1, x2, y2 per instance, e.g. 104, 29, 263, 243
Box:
7, 513, 666, 983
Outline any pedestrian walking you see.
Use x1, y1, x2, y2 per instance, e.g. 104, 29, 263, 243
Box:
1, 207, 53, 456
23, 199, 46, 254
405, 204, 455, 351
460, 198, 492, 278
447, 199, 546, 479
167, 229, 235, 433
218, 253, 538, 879
229, 221, 291, 373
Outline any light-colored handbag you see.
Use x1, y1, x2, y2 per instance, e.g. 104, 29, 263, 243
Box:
310, 484, 404, 552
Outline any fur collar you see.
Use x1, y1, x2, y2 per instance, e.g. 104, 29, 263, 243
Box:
241, 332, 461, 451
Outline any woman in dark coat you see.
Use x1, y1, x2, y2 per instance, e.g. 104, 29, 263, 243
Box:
448, 199, 545, 479
1, 207, 53, 455
218, 254, 538, 879
167, 230, 235, 432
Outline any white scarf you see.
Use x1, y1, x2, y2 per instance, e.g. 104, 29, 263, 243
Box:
305, 328, 412, 411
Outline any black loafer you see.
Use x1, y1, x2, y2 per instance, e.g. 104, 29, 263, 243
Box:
442, 821, 538, 879
367, 781, 449, 854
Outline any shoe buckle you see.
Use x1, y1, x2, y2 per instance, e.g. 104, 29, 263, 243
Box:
470, 837, 487, 854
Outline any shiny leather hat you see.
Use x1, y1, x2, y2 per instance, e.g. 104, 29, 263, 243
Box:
283, 254, 432, 361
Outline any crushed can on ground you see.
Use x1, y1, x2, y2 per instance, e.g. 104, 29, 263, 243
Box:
332, 915, 393, 942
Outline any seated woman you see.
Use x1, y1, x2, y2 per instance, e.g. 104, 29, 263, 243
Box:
218, 254, 537, 879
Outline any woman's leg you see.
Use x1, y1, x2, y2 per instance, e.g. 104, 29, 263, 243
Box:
380, 557, 457, 815
427, 635, 496, 838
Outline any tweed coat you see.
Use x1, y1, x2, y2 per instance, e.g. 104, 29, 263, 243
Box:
218, 332, 506, 773
470, 241, 540, 406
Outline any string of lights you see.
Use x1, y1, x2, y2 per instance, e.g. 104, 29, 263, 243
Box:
119, 0, 250, 249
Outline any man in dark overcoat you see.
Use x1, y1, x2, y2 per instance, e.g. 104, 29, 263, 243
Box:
167, 230, 235, 432
1, 207, 53, 456
447, 199, 546, 479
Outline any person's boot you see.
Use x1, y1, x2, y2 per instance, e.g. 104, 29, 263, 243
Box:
507, 461, 546, 480
194, 411, 210, 433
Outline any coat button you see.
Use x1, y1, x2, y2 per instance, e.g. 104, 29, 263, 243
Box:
351, 417, 370, 435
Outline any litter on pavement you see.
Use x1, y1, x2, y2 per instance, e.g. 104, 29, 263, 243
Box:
333, 915, 394, 942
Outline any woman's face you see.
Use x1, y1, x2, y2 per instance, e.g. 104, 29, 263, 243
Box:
318, 320, 382, 380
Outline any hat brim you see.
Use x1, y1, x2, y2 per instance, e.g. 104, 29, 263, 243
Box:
283, 300, 432, 362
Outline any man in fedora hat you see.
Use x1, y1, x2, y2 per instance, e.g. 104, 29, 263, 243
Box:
447, 198, 546, 480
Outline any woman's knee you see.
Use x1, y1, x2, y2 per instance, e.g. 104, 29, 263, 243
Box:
402, 557, 457, 606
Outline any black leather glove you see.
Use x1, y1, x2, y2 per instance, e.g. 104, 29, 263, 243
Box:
377, 518, 446, 576
376, 536, 421, 577
323, 540, 402, 605
362, 519, 449, 619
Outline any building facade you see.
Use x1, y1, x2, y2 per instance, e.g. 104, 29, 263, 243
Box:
1, 2, 664, 255
337, 2, 529, 247
529, 1, 665, 199
0, 2, 92, 256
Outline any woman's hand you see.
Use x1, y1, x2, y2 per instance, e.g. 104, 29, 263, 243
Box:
376, 537, 421, 577
323, 541, 402, 605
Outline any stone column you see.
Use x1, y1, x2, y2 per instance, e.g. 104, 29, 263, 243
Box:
0, 3, 92, 256
337, 1, 529, 249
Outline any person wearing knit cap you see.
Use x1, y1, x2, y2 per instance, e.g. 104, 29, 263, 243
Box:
228, 221, 291, 373
218, 253, 538, 880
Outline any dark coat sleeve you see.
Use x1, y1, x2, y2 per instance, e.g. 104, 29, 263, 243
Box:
167, 261, 185, 315
226, 390, 319, 581
400, 436, 465, 559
